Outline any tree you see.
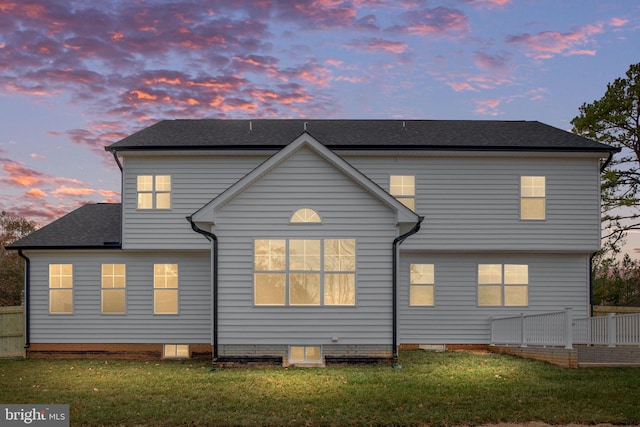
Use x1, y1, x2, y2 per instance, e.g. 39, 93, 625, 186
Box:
571, 62, 640, 256
0, 211, 36, 306
593, 254, 640, 307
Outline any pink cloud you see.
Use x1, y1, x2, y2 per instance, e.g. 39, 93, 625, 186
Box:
507, 24, 604, 60
25, 188, 47, 199
344, 38, 408, 54
394, 7, 469, 36
447, 81, 477, 92
474, 98, 503, 115
610, 17, 629, 27
52, 186, 96, 197
30, 153, 46, 160
276, 1, 357, 29
0, 158, 47, 187
462, 0, 512, 8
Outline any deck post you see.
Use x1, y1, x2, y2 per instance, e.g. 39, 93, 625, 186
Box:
608, 313, 616, 347
564, 307, 573, 349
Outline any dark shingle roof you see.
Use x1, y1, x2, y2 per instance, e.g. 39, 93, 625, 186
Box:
7, 204, 121, 250
106, 119, 616, 153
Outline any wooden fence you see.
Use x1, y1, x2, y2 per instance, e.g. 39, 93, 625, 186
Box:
0, 306, 24, 358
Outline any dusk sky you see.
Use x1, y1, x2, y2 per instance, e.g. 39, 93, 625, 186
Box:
1, 1, 639, 249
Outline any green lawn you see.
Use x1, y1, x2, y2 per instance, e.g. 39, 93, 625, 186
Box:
0, 350, 639, 426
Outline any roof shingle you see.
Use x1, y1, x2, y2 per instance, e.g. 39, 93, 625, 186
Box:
8, 203, 121, 250
106, 119, 616, 152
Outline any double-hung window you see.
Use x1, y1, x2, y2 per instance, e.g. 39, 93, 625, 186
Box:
410, 264, 435, 306
154, 264, 178, 314
101, 264, 126, 314
254, 239, 356, 306
478, 264, 528, 307
49, 264, 73, 314
137, 175, 171, 209
390, 175, 415, 210
520, 176, 545, 220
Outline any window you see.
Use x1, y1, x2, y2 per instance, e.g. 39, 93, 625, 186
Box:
290, 208, 321, 223
410, 264, 435, 306
154, 264, 178, 314
478, 264, 528, 307
324, 239, 356, 305
390, 175, 415, 210
290, 345, 322, 363
254, 239, 356, 306
49, 264, 73, 314
520, 176, 545, 220
102, 264, 126, 314
163, 344, 189, 358
289, 240, 321, 305
137, 175, 171, 209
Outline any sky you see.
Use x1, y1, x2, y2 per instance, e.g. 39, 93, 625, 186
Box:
0, 0, 639, 250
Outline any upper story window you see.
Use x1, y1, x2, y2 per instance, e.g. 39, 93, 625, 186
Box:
137, 175, 171, 209
520, 176, 545, 220
290, 208, 321, 223
478, 264, 528, 307
49, 264, 73, 314
390, 175, 415, 210
101, 264, 126, 314
410, 264, 435, 306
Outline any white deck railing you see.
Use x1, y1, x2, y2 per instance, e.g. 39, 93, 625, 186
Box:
574, 313, 640, 347
490, 309, 640, 349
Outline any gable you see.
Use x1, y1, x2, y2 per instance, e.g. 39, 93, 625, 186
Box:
191, 134, 420, 227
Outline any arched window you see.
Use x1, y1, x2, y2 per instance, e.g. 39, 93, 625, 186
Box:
290, 208, 321, 223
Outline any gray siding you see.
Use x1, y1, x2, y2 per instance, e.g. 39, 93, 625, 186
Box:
397, 252, 590, 344
345, 154, 602, 252
122, 155, 266, 249
214, 147, 399, 346
121, 152, 601, 252
26, 250, 211, 344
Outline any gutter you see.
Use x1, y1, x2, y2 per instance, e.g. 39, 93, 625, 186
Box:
187, 216, 219, 362
600, 150, 616, 172
392, 216, 424, 361
17, 250, 30, 349
111, 150, 123, 172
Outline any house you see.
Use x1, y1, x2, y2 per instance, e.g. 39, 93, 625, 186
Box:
8, 119, 617, 364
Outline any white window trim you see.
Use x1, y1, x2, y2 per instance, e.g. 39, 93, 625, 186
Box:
477, 264, 529, 307
137, 174, 172, 210
163, 344, 190, 359
289, 345, 323, 363
101, 264, 126, 315
520, 175, 546, 221
49, 264, 73, 315
254, 239, 356, 307
409, 263, 435, 307
290, 208, 322, 224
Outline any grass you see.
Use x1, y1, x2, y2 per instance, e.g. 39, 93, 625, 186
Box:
1, 350, 639, 426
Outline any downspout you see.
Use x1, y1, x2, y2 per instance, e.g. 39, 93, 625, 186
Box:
18, 250, 30, 350
187, 216, 219, 362
392, 216, 424, 361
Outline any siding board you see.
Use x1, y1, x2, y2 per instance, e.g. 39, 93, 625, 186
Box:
120, 152, 601, 252
26, 250, 211, 344
398, 252, 590, 344
214, 147, 398, 346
